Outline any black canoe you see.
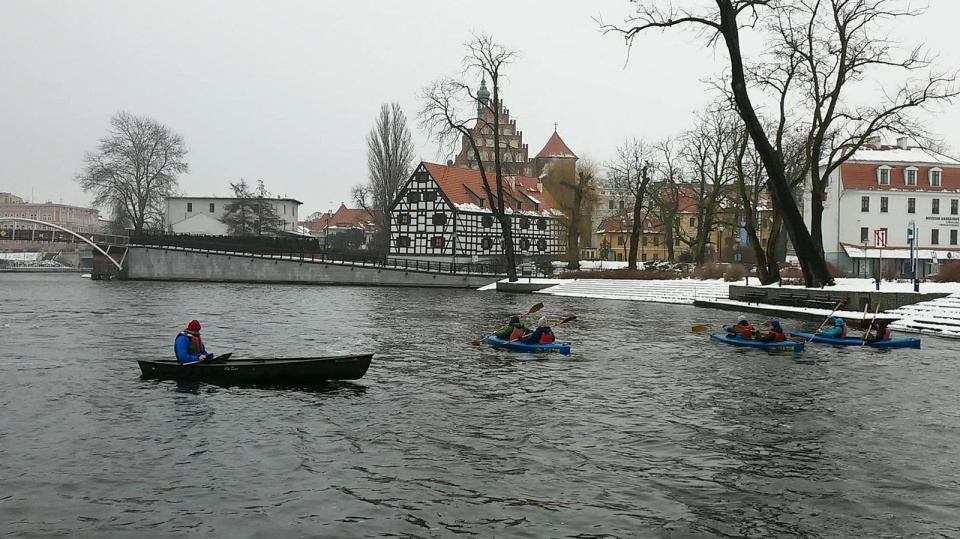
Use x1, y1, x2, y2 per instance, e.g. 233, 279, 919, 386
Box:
137, 354, 373, 384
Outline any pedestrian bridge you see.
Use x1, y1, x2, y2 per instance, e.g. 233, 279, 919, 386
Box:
0, 217, 128, 273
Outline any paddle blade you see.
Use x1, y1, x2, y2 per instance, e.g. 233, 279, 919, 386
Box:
789, 337, 807, 343
691, 324, 712, 333
555, 315, 577, 326
525, 302, 545, 317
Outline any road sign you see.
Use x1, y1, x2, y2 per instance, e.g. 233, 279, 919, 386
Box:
874, 228, 887, 248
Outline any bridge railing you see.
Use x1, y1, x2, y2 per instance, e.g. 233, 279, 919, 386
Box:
0, 228, 129, 246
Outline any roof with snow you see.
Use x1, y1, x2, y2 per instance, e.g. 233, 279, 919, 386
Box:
596, 208, 664, 234
838, 144, 960, 166
302, 203, 375, 233
535, 130, 577, 159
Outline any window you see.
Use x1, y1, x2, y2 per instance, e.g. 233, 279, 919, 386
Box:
431, 236, 445, 249
519, 238, 530, 250
880, 197, 888, 213
642, 236, 648, 246
689, 217, 695, 227
932, 199, 940, 215
423, 191, 437, 202
414, 170, 430, 183
537, 218, 546, 230
396, 236, 410, 248
397, 213, 410, 225
608, 200, 614, 210
861, 196, 870, 212
860, 227, 869, 243
619, 201, 625, 210
642, 253, 647, 262
481, 215, 493, 228
653, 236, 660, 246
908, 198, 916, 213
905, 167, 918, 186
481, 237, 493, 250
877, 166, 891, 185
283, 205, 287, 215
617, 235, 624, 246
209, 203, 215, 213
952, 230, 958, 246
930, 168, 943, 187
953, 200, 959, 215
406, 191, 421, 203
478, 199, 484, 208
520, 217, 530, 229
187, 202, 193, 212
931, 229, 940, 245
431, 213, 447, 225
536, 238, 547, 252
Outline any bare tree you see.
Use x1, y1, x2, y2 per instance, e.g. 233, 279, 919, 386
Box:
606, 138, 655, 270
646, 137, 684, 261
602, 0, 836, 286
419, 34, 522, 281
352, 102, 416, 253
75, 111, 188, 233
544, 159, 600, 269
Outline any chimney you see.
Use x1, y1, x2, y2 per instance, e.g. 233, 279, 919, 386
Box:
897, 136, 909, 149
446, 159, 453, 166
505, 175, 516, 191
865, 135, 882, 148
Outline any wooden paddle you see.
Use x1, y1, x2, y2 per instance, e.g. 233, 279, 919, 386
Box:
204, 352, 232, 363
472, 302, 545, 346
492, 315, 577, 349
861, 303, 882, 347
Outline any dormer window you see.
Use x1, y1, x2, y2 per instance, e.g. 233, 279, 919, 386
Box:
877, 166, 891, 185
905, 167, 918, 186
930, 168, 943, 187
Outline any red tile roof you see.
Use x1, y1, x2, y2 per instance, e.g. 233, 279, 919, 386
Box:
535, 130, 577, 159
840, 162, 960, 192
597, 208, 664, 233
302, 203, 374, 232
422, 162, 561, 215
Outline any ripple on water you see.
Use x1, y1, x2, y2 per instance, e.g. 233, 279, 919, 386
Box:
1, 274, 959, 537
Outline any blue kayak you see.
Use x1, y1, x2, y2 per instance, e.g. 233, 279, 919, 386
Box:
479, 334, 572, 355
789, 332, 921, 349
710, 333, 804, 352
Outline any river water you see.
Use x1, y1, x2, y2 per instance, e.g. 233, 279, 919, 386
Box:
1, 273, 959, 538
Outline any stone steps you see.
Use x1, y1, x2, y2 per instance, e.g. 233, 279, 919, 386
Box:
886, 293, 960, 338
537, 279, 731, 304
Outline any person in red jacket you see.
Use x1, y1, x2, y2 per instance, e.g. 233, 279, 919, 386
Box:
174, 319, 214, 364
521, 317, 555, 344
723, 315, 754, 340
864, 319, 892, 342
757, 320, 787, 342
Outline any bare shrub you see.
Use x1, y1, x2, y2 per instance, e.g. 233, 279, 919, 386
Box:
724, 264, 748, 282
563, 268, 681, 280
692, 263, 725, 280
933, 262, 960, 282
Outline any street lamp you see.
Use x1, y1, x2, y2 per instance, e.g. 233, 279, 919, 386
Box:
718, 225, 725, 262
908, 220, 917, 292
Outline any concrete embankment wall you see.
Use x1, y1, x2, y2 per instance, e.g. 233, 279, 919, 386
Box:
728, 285, 949, 312
125, 247, 496, 288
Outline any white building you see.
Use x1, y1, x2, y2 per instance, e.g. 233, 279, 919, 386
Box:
164, 196, 303, 235
810, 137, 960, 278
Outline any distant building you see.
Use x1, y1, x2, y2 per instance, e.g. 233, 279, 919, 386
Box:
0, 199, 100, 233
596, 209, 668, 262
0, 192, 25, 204
389, 161, 566, 262
164, 196, 303, 235
302, 203, 376, 246
809, 136, 960, 277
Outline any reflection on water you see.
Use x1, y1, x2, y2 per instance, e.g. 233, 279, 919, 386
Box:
1, 273, 959, 538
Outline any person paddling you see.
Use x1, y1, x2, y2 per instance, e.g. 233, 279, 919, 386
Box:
494, 315, 528, 341
175, 319, 214, 364
863, 319, 892, 343
818, 317, 847, 338
756, 320, 787, 343
723, 315, 754, 340
520, 317, 555, 344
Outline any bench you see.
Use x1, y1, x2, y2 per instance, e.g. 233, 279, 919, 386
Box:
742, 289, 767, 305
807, 293, 838, 309
777, 292, 802, 306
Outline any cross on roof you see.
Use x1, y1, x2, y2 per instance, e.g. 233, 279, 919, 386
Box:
553, 122, 558, 131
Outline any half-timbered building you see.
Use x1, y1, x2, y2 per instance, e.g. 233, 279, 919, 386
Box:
389, 162, 566, 262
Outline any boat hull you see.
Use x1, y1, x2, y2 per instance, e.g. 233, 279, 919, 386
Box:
137, 354, 373, 384
789, 332, 921, 349
710, 333, 804, 352
480, 334, 571, 355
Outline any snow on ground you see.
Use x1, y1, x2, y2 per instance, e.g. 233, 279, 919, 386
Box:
479, 269, 960, 339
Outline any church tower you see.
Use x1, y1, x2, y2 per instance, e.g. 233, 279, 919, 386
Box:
534, 127, 578, 178
453, 80, 533, 177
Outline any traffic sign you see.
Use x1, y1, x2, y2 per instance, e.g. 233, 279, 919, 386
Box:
874, 228, 887, 248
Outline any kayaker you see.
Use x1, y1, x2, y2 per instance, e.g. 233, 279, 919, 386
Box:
723, 315, 754, 340
756, 320, 786, 342
818, 317, 847, 338
864, 319, 892, 342
521, 317, 555, 344
494, 315, 528, 340
175, 319, 214, 364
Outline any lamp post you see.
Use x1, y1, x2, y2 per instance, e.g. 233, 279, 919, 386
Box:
908, 220, 917, 292
862, 238, 869, 279
718, 225, 725, 262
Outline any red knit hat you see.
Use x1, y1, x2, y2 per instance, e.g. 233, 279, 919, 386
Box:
187, 320, 201, 332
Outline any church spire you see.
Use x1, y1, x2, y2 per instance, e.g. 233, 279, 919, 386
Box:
476, 78, 490, 115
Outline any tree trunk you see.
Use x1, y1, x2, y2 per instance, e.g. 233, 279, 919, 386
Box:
628, 202, 643, 270
717, 0, 833, 287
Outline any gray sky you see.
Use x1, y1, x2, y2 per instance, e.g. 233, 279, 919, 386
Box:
2, 0, 959, 218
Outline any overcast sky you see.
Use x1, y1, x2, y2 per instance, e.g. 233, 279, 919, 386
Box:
2, 0, 958, 218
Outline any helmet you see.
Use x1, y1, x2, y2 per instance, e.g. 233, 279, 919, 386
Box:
770, 320, 780, 327
834, 317, 845, 326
